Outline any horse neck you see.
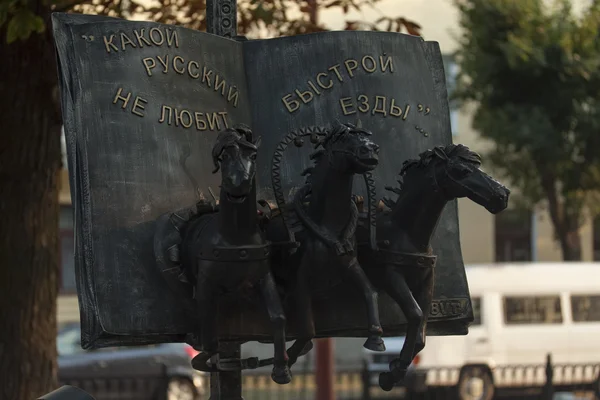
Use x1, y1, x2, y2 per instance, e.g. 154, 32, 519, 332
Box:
307, 157, 354, 235
390, 170, 449, 252
218, 181, 258, 245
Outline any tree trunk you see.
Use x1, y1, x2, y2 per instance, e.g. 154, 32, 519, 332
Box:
541, 175, 583, 261
0, 5, 62, 399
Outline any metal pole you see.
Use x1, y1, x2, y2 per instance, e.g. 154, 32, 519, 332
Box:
209, 342, 244, 400
206, 0, 237, 38
315, 338, 335, 400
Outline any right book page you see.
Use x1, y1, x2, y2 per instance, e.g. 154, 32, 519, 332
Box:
242, 31, 471, 336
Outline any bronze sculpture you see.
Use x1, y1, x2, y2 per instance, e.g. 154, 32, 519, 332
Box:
178, 125, 292, 384
355, 144, 510, 390
270, 123, 386, 368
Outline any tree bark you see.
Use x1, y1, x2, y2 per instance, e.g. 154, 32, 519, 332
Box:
540, 175, 583, 261
0, 5, 62, 399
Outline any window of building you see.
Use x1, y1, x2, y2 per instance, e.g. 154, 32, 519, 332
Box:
471, 296, 482, 326
503, 295, 563, 325
495, 209, 532, 262
442, 55, 459, 136
571, 295, 600, 322
60, 206, 77, 294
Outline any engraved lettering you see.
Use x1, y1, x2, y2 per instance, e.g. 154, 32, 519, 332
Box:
157, 55, 169, 73
344, 59, 358, 77
134, 29, 151, 47
120, 32, 137, 50
131, 96, 147, 117
142, 57, 156, 77
390, 98, 402, 117
295, 89, 314, 104
214, 75, 226, 96
179, 109, 193, 128
202, 67, 213, 87
307, 80, 321, 95
316, 72, 333, 89
207, 112, 220, 131
173, 56, 185, 74
149, 27, 165, 46
112, 88, 131, 109
282, 94, 300, 113
339, 97, 356, 115
159, 105, 173, 125
227, 87, 239, 108
188, 61, 200, 78
402, 104, 410, 120
361, 55, 377, 73
380, 55, 394, 73
173, 108, 182, 126
103, 35, 119, 53
328, 64, 344, 82
166, 29, 179, 48
218, 111, 229, 128
372, 96, 387, 116
357, 94, 370, 113
195, 112, 207, 130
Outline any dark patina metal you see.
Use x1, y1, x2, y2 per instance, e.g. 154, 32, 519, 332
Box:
356, 144, 510, 390
176, 125, 291, 384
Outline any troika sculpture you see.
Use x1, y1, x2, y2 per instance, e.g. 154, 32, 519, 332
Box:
52, 8, 510, 397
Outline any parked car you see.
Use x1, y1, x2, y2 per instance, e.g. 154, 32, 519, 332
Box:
57, 323, 207, 400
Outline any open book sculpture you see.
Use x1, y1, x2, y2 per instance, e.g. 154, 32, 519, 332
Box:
52, 12, 510, 389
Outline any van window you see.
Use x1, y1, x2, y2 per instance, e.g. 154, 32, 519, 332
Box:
472, 297, 482, 325
571, 295, 600, 322
503, 295, 563, 325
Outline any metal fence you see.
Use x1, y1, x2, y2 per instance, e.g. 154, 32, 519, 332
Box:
57, 354, 599, 400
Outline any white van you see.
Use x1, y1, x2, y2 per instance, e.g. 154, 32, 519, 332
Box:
365, 262, 600, 400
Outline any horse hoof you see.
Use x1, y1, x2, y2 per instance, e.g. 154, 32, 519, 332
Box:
271, 366, 292, 385
363, 336, 386, 352
379, 372, 395, 391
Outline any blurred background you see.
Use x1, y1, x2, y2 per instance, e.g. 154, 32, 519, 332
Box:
2, 0, 600, 399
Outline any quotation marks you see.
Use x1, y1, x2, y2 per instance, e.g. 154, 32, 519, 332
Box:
81, 35, 95, 42
417, 104, 431, 115
415, 125, 428, 137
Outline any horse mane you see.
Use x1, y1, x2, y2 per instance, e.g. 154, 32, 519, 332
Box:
382, 144, 482, 208
399, 143, 481, 177
303, 122, 373, 185
211, 124, 258, 173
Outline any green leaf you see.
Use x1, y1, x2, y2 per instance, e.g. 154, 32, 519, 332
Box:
6, 8, 45, 43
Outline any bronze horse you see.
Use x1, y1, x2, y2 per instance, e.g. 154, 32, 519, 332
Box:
179, 125, 291, 384
272, 123, 386, 367
356, 144, 510, 390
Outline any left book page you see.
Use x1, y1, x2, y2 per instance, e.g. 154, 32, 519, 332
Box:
52, 13, 251, 347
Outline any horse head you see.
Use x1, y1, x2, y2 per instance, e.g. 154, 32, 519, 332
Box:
317, 122, 380, 174
211, 124, 262, 203
400, 144, 509, 214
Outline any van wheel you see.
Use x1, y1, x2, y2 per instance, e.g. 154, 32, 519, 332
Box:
456, 366, 494, 400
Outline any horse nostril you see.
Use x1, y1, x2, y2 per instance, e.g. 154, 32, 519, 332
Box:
372, 144, 380, 154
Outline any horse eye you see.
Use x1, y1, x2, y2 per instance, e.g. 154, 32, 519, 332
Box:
454, 166, 472, 177
250, 153, 257, 160
221, 153, 229, 160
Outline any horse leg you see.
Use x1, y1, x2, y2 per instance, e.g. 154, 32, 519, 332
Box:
343, 257, 385, 352
191, 274, 219, 371
378, 265, 423, 391
286, 251, 316, 368
260, 271, 292, 384
412, 266, 435, 359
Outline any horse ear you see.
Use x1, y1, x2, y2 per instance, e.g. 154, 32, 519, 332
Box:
433, 147, 449, 160
254, 136, 262, 148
